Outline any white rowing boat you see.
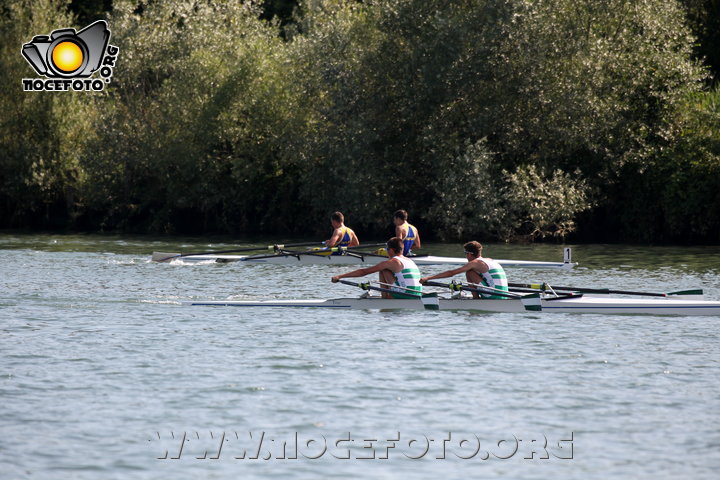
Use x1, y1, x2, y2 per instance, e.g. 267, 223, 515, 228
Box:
185, 294, 720, 316
152, 248, 576, 269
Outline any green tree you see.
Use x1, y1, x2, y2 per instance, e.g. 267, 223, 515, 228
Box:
81, 0, 306, 232
1, 0, 714, 241
680, 0, 720, 82
285, 0, 704, 239
68, 0, 112, 25
0, 0, 97, 227
610, 85, 720, 242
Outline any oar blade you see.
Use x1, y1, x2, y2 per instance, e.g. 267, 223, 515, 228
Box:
667, 289, 704, 299
520, 293, 542, 312
421, 292, 440, 310
152, 252, 181, 262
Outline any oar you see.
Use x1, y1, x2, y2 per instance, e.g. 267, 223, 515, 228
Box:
424, 280, 518, 298
238, 247, 342, 261
318, 243, 387, 252
508, 282, 703, 298
423, 281, 542, 311
246, 244, 390, 261
507, 285, 584, 300
342, 249, 388, 258
374, 281, 430, 296
276, 247, 346, 258
347, 243, 387, 250
269, 245, 390, 259
338, 280, 440, 310
245, 246, 386, 261
338, 249, 431, 259
152, 242, 324, 262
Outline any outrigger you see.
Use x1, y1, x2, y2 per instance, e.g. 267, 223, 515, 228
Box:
152, 245, 576, 270
185, 280, 720, 316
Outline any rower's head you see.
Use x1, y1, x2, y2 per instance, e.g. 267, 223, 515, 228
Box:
393, 209, 408, 225
463, 241, 483, 259
331, 211, 344, 228
386, 237, 404, 257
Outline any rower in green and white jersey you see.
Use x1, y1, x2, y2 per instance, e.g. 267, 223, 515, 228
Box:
331, 237, 423, 299
420, 241, 509, 299
390, 254, 422, 298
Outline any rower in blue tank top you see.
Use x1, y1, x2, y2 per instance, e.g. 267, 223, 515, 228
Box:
393, 209, 421, 256
324, 211, 359, 254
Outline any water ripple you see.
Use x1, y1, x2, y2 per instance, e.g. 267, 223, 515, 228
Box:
1, 236, 719, 479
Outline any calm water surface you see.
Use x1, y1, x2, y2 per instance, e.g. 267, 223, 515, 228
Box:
1, 234, 719, 479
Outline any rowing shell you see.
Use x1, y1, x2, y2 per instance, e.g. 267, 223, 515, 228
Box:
152, 248, 576, 270
185, 295, 720, 316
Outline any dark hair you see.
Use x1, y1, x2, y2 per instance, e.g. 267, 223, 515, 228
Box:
331, 211, 344, 223
393, 209, 408, 221
463, 241, 483, 256
386, 237, 404, 253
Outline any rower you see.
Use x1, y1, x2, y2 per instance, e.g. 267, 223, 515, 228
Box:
324, 211, 359, 254
420, 241, 509, 299
331, 237, 423, 299
393, 209, 421, 256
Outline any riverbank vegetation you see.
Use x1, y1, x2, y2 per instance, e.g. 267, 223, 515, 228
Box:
2, 0, 719, 243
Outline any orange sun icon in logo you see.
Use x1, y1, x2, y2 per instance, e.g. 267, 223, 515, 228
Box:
51, 41, 84, 73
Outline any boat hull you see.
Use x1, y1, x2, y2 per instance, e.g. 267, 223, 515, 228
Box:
185, 295, 720, 316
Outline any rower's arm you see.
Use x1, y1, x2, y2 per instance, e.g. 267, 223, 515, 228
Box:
413, 229, 421, 249
332, 259, 398, 282
420, 264, 471, 284
325, 228, 342, 247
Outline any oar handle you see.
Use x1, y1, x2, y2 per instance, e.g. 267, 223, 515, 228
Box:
338, 279, 371, 289
423, 280, 463, 291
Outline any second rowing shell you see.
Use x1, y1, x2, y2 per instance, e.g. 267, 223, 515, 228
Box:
152, 250, 576, 269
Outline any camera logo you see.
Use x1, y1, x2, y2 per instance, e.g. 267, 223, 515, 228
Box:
21, 20, 119, 92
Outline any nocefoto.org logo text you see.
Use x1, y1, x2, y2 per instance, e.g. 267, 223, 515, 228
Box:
21, 20, 119, 92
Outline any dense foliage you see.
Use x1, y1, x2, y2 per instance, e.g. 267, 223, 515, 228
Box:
1, 0, 719, 242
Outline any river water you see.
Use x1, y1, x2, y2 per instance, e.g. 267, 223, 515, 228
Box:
1, 234, 719, 479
